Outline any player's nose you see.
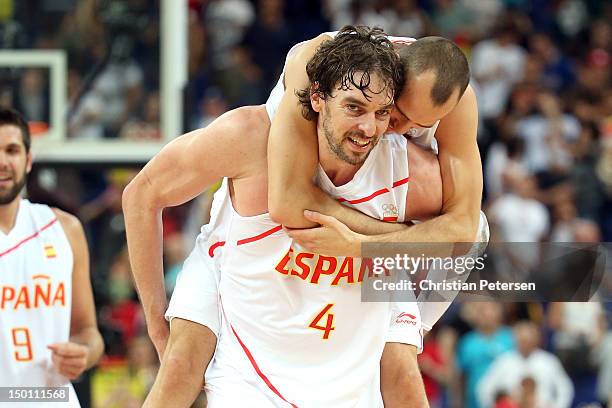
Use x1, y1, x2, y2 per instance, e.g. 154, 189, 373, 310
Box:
357, 114, 376, 137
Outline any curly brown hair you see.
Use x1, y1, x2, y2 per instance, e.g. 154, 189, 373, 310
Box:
296, 26, 404, 121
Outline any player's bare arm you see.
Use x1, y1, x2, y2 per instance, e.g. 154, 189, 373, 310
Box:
381, 343, 428, 408
143, 319, 215, 408
122, 106, 268, 358
49, 208, 104, 379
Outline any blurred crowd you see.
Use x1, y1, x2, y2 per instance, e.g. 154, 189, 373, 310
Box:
1, 0, 611, 407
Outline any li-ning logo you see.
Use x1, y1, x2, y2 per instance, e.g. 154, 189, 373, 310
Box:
395, 312, 417, 325
382, 204, 398, 222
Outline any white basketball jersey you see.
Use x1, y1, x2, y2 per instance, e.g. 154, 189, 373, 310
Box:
0, 200, 79, 407
265, 31, 439, 153
205, 134, 412, 408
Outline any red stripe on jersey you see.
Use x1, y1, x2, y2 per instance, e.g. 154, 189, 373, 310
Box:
229, 323, 299, 408
344, 187, 390, 205
208, 241, 226, 258
237, 225, 283, 246
392, 177, 410, 188
336, 177, 410, 205
0, 218, 58, 259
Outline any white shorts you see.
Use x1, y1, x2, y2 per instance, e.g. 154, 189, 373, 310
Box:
165, 231, 222, 338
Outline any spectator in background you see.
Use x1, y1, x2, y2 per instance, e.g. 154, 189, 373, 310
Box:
204, 0, 255, 70
549, 302, 605, 405
388, 0, 432, 39
484, 82, 537, 198
488, 174, 549, 242
515, 89, 581, 180
456, 302, 515, 408
92, 52, 144, 138
0, 0, 28, 49
597, 137, 612, 240
92, 336, 157, 408
550, 198, 580, 242
554, 0, 589, 40
15, 68, 48, 123
528, 32, 576, 93
471, 20, 526, 137
418, 325, 455, 408
593, 321, 612, 406
119, 91, 161, 141
191, 87, 228, 130
68, 68, 105, 139
478, 320, 574, 408
570, 121, 603, 220
330, 0, 394, 32
430, 0, 474, 40
215, 45, 265, 106
163, 233, 187, 298
485, 136, 528, 200
79, 169, 137, 299
100, 247, 143, 352
283, 0, 330, 41
242, 0, 292, 91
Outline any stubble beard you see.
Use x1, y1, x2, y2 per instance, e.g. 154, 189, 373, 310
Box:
0, 170, 26, 205
322, 110, 373, 166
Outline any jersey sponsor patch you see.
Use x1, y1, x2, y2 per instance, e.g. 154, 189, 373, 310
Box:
395, 312, 418, 325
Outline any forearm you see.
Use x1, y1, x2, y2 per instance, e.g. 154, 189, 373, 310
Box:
380, 343, 428, 408
144, 362, 203, 408
362, 211, 478, 245
267, 34, 329, 228
268, 96, 319, 228
144, 320, 216, 408
70, 327, 104, 369
123, 186, 167, 328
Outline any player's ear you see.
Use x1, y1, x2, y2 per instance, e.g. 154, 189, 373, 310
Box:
310, 82, 324, 113
25, 151, 32, 174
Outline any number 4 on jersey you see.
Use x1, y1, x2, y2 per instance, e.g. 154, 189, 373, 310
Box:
309, 304, 335, 339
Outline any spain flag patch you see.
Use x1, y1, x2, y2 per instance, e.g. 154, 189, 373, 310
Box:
44, 244, 57, 259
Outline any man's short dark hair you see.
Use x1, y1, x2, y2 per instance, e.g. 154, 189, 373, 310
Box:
0, 107, 31, 152
398, 37, 470, 106
297, 25, 404, 121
